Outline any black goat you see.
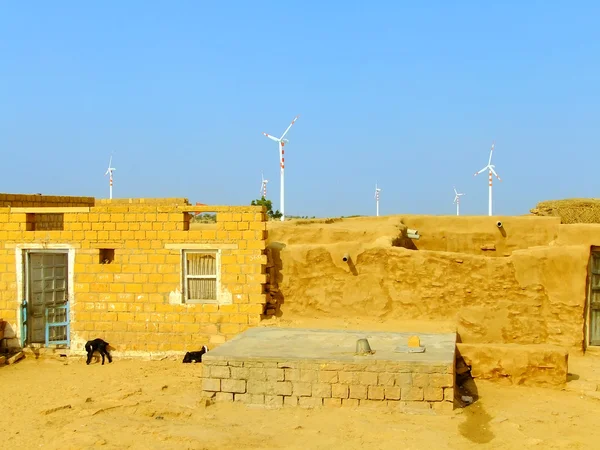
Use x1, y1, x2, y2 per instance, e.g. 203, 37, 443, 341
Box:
85, 338, 113, 365
182, 345, 208, 363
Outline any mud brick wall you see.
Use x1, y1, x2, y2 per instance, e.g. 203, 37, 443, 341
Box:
0, 193, 95, 207
201, 358, 455, 413
95, 198, 189, 205
0, 199, 268, 354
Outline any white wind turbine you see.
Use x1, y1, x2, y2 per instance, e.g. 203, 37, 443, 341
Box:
453, 187, 465, 216
474, 142, 502, 216
260, 172, 269, 199
375, 183, 382, 217
104, 155, 116, 200
262, 115, 300, 221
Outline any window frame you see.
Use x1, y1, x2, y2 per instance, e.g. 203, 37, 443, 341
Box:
181, 249, 221, 304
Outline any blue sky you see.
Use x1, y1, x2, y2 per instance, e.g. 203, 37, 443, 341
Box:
1, 1, 599, 217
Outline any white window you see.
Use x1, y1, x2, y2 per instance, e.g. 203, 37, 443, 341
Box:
182, 250, 220, 303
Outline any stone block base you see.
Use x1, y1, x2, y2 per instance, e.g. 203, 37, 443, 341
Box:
201, 358, 455, 414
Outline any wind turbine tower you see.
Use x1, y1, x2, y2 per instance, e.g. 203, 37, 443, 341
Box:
375, 183, 382, 217
104, 156, 116, 200
262, 115, 300, 221
260, 173, 269, 199
474, 142, 502, 216
453, 187, 465, 216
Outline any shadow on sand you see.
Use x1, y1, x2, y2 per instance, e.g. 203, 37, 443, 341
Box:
455, 349, 495, 444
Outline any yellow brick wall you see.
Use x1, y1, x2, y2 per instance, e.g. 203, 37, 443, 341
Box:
0, 200, 268, 353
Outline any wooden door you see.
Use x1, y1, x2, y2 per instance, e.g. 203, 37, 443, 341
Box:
589, 251, 600, 346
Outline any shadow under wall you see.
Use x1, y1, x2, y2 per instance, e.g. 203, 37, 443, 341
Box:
0, 322, 19, 355
266, 242, 286, 318
454, 346, 495, 444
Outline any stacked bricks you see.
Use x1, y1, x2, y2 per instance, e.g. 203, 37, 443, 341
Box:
201, 358, 455, 413
0, 193, 95, 208
95, 198, 189, 205
0, 197, 268, 352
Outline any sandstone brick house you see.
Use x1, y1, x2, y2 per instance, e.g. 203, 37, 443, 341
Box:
0, 194, 268, 355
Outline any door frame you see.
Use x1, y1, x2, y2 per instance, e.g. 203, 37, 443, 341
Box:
14, 244, 76, 348
586, 246, 600, 349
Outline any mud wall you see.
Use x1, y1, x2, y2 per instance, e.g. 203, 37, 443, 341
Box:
267, 215, 592, 351
555, 224, 600, 246
398, 215, 561, 256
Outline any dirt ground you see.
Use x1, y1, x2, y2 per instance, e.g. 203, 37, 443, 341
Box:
2, 351, 600, 450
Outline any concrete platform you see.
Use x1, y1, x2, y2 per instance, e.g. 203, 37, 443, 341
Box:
201, 327, 457, 413
205, 327, 456, 364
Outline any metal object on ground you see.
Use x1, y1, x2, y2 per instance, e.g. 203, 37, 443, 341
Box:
355, 338, 375, 355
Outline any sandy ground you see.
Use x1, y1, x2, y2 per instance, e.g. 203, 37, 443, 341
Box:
2, 352, 600, 450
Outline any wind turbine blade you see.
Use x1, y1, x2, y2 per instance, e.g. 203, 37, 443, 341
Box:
490, 167, 502, 181
263, 132, 280, 143
108, 156, 112, 168
453, 187, 458, 195
474, 166, 488, 176
279, 115, 299, 140
488, 142, 495, 166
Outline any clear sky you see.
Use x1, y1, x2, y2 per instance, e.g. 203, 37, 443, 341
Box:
1, 1, 599, 217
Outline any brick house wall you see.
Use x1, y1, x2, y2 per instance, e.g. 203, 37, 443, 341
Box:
0, 194, 268, 355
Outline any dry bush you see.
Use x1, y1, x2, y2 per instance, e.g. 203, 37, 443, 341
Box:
530, 198, 600, 224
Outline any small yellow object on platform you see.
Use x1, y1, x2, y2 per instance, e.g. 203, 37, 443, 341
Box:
407, 335, 421, 348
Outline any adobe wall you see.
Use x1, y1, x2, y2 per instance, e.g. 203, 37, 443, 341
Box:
397, 215, 561, 256
555, 223, 600, 246
0, 198, 268, 354
267, 215, 595, 351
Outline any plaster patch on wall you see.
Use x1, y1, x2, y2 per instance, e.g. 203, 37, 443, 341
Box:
168, 289, 182, 305
220, 286, 233, 305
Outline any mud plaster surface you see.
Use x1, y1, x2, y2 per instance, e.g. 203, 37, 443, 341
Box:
267, 216, 590, 350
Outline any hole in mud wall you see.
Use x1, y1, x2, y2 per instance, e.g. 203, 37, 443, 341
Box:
392, 233, 418, 250
189, 212, 217, 230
